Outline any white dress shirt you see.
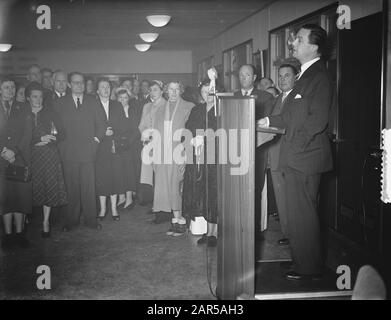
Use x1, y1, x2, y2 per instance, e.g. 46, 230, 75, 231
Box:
297, 57, 320, 80
241, 87, 254, 96
72, 94, 83, 107
100, 99, 110, 120
281, 89, 293, 102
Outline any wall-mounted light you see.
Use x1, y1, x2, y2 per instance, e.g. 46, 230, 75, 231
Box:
135, 44, 151, 52
0, 44, 12, 52
146, 15, 171, 27
139, 33, 159, 43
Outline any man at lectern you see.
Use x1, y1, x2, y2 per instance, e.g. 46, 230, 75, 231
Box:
258, 25, 333, 281
234, 64, 275, 239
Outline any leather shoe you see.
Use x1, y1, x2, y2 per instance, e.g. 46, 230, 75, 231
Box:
278, 238, 289, 246
285, 271, 322, 281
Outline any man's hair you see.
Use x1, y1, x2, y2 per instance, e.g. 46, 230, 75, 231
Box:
41, 67, 52, 75
278, 63, 298, 75
260, 76, 273, 82
239, 64, 256, 75
301, 23, 328, 57
53, 69, 67, 80
0, 76, 15, 87
29, 64, 40, 71
25, 81, 44, 98
140, 79, 150, 86
68, 71, 84, 83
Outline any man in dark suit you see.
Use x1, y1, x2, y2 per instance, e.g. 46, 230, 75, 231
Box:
267, 64, 298, 247
27, 64, 52, 106
259, 24, 333, 280
54, 72, 107, 231
234, 64, 275, 238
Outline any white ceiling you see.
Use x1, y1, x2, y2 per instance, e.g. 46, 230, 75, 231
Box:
4, 0, 273, 51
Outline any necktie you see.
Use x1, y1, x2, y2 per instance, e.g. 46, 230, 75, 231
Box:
4, 101, 11, 118
244, 90, 248, 96
76, 97, 81, 109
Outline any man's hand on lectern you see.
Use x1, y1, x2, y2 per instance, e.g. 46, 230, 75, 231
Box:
258, 117, 269, 128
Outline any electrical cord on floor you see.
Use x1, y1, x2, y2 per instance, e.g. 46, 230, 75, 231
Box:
206, 238, 218, 298
360, 153, 370, 245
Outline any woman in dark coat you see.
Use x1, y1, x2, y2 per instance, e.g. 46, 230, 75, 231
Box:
27, 82, 67, 238
182, 80, 218, 247
116, 88, 140, 209
0, 77, 33, 249
95, 78, 128, 220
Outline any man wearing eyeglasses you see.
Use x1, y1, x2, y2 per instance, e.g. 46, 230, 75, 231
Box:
54, 71, 107, 232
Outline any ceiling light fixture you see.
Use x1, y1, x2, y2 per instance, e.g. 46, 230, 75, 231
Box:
139, 33, 159, 43
146, 15, 171, 27
135, 44, 151, 52
0, 44, 12, 52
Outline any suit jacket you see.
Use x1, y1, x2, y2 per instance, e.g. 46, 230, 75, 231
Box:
269, 60, 333, 174
234, 88, 275, 120
97, 99, 135, 154
54, 94, 107, 163
268, 93, 289, 171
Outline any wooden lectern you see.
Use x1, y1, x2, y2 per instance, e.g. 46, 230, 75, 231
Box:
216, 96, 255, 300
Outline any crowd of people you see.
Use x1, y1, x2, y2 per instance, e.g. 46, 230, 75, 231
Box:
1, 24, 333, 283
0, 63, 228, 249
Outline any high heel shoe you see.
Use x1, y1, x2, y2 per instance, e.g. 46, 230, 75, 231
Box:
123, 202, 135, 210
97, 213, 106, 221
41, 230, 51, 238
112, 215, 120, 221
117, 199, 125, 208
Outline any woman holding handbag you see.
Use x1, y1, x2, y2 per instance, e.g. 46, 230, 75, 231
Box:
0, 77, 33, 249
27, 82, 68, 238
116, 88, 140, 210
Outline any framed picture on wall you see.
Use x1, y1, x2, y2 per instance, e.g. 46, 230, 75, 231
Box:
222, 40, 253, 92
253, 49, 269, 79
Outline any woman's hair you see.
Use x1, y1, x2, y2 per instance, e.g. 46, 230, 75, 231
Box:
163, 81, 185, 96
96, 77, 111, 89
25, 81, 44, 98
120, 77, 134, 86
116, 88, 130, 97
150, 80, 163, 90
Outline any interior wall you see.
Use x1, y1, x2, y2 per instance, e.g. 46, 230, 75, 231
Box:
0, 49, 194, 85
193, 0, 383, 70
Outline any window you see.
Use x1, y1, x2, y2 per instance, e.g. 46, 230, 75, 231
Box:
222, 40, 253, 92
269, 4, 338, 84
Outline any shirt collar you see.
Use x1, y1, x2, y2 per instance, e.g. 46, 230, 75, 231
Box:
241, 87, 254, 96
72, 93, 83, 103
298, 57, 320, 79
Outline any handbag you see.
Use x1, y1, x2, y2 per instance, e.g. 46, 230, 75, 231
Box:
6, 163, 31, 183
4, 150, 31, 183
114, 136, 131, 154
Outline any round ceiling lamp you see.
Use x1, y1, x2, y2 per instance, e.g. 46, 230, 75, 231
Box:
146, 15, 171, 27
139, 33, 159, 43
135, 44, 151, 52
0, 44, 12, 52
